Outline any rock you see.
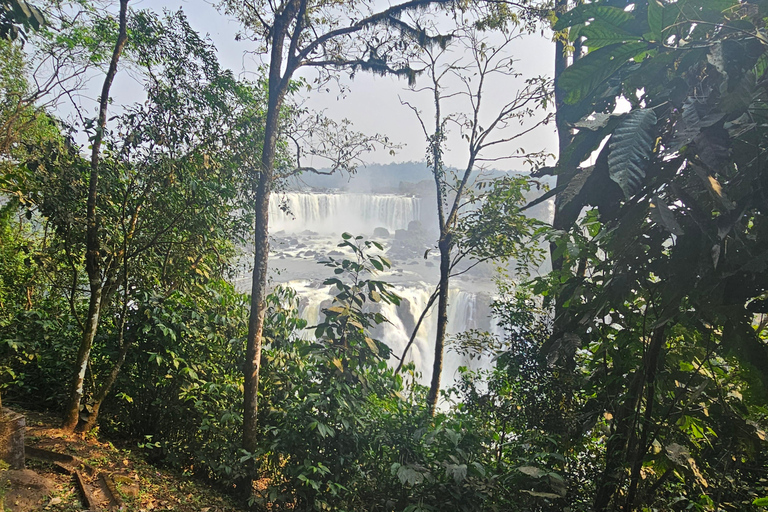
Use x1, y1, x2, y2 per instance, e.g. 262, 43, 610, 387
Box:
0, 409, 25, 470
373, 227, 390, 238
328, 250, 344, 256
304, 250, 316, 257
0, 469, 55, 512
407, 220, 424, 232
425, 261, 435, 267
301, 230, 318, 236
112, 474, 140, 498
394, 229, 409, 241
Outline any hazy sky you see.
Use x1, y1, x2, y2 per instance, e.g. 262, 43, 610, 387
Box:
123, 0, 558, 171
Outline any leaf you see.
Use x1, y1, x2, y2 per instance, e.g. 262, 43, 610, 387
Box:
754, 497, 768, 507
446, 463, 467, 483
579, 20, 641, 50
558, 43, 649, 105
573, 112, 621, 131
364, 337, 379, 355
694, 125, 730, 170
518, 466, 546, 478
397, 465, 424, 486
553, 4, 633, 31
520, 490, 563, 499
607, 108, 657, 198
650, 195, 684, 236
648, 0, 665, 39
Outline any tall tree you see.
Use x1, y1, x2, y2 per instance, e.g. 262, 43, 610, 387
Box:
543, 0, 768, 508
397, 24, 551, 414
218, 0, 452, 453
62, 0, 129, 431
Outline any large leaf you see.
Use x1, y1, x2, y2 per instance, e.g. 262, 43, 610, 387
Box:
650, 195, 684, 236
553, 4, 633, 31
558, 43, 649, 105
607, 108, 658, 198
671, 96, 724, 150
579, 20, 642, 50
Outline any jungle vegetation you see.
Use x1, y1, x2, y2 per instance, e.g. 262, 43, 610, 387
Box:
1, 0, 768, 510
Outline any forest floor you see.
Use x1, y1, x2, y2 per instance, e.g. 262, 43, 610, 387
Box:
1, 408, 245, 512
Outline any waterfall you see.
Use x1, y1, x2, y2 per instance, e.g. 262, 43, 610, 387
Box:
269, 192, 421, 234
286, 279, 494, 388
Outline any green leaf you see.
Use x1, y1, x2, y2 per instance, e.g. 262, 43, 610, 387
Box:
579, 20, 641, 50
553, 4, 633, 31
607, 108, 657, 198
650, 195, 684, 236
647, 0, 664, 39
558, 43, 649, 105
753, 497, 768, 507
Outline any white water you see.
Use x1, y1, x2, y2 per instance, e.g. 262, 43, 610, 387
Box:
270, 192, 421, 234
285, 279, 496, 388
253, 190, 525, 396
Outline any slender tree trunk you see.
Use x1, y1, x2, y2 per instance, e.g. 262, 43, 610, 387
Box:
550, 0, 572, 273
63, 0, 129, 432
242, 11, 294, 451
80, 338, 130, 433
427, 233, 451, 415
395, 288, 438, 374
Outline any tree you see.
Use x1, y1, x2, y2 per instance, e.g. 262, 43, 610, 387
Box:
397, 22, 551, 414
218, 0, 454, 453
61, 0, 129, 431
0, 0, 44, 43
541, 0, 768, 508
1, 5, 258, 431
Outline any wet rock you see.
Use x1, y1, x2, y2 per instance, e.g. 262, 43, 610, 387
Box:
373, 227, 390, 238
407, 220, 424, 233
301, 230, 319, 236
328, 250, 344, 256
425, 261, 435, 267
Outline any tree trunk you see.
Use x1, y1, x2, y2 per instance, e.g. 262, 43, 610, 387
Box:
594, 326, 666, 512
426, 233, 451, 415
62, 0, 129, 432
242, 18, 292, 451
80, 337, 130, 433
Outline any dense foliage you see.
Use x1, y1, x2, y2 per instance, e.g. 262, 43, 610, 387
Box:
1, 0, 768, 511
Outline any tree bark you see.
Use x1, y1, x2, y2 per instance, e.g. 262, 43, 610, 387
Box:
426, 233, 451, 415
242, 3, 297, 452
63, 0, 129, 432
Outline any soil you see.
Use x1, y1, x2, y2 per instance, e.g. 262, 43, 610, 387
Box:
2, 408, 245, 512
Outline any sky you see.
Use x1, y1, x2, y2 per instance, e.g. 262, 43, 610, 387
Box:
118, 0, 558, 171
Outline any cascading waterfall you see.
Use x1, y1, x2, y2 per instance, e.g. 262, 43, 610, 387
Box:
259, 190, 508, 393
286, 279, 494, 388
269, 192, 421, 234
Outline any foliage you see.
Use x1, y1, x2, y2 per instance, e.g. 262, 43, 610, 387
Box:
0, 0, 44, 43
543, 0, 768, 508
106, 279, 250, 484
